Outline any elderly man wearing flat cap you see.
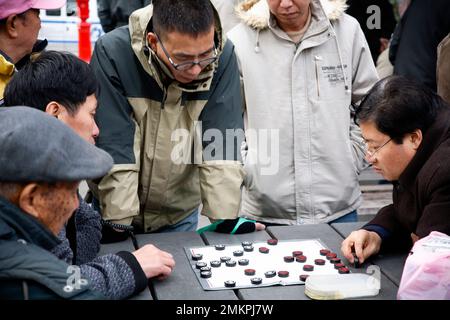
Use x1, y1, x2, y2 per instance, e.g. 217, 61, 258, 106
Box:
0, 107, 113, 300
4, 50, 176, 300
0, 0, 66, 102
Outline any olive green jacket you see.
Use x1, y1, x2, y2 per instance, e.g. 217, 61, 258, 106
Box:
90, 4, 245, 232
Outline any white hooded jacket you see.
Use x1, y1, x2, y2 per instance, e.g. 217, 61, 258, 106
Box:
228, 0, 378, 224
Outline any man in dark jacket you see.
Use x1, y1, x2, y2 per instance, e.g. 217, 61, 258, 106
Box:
346, 0, 396, 63
341, 76, 450, 264
0, 107, 113, 300
389, 0, 450, 91
3, 51, 175, 299
97, 0, 151, 33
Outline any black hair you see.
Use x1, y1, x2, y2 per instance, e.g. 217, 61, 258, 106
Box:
4, 51, 98, 116
354, 75, 449, 144
152, 0, 215, 39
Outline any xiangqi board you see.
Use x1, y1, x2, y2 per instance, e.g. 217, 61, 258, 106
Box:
185, 239, 350, 290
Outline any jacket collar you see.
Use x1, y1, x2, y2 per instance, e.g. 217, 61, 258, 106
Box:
0, 51, 15, 77
399, 108, 450, 190
128, 2, 224, 92
0, 196, 60, 251
235, 0, 348, 30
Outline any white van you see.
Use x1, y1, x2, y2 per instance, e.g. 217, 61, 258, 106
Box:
38, 0, 104, 55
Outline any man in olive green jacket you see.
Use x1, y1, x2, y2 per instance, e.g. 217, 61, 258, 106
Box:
90, 0, 248, 236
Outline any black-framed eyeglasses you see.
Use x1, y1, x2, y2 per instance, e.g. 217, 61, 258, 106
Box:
364, 138, 392, 160
155, 33, 218, 71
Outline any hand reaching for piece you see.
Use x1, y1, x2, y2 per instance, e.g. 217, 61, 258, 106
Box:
132, 244, 176, 280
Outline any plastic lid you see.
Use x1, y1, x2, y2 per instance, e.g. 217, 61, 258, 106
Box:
305, 273, 380, 300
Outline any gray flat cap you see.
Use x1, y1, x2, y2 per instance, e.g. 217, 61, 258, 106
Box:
0, 107, 113, 183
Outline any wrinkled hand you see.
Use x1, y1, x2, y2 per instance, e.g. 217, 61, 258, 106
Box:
132, 244, 175, 280
341, 230, 382, 264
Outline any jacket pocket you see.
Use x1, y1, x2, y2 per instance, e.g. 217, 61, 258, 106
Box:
313, 52, 349, 100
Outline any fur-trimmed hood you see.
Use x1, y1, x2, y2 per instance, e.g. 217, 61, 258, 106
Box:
235, 0, 348, 30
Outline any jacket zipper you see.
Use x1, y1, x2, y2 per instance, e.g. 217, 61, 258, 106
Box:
160, 87, 167, 110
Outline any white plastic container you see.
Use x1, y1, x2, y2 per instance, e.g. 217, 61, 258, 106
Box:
305, 273, 381, 300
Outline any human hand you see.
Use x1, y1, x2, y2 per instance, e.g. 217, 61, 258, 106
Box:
132, 244, 175, 280
341, 229, 382, 264
198, 218, 266, 234
379, 37, 390, 53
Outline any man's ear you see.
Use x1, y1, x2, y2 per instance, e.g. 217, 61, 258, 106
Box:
147, 32, 158, 51
410, 129, 423, 150
17, 183, 41, 220
45, 101, 64, 118
5, 15, 20, 38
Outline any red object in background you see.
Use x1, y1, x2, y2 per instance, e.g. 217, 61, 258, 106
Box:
77, 0, 91, 62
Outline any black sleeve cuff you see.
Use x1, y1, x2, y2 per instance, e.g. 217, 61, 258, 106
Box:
116, 251, 148, 295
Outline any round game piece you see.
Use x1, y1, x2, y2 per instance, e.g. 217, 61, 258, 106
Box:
299, 274, 309, 282
314, 259, 326, 265
284, 256, 294, 263
215, 244, 225, 251
238, 259, 249, 266
264, 270, 276, 278
320, 249, 330, 256
224, 280, 236, 288
334, 263, 345, 270
195, 262, 207, 269
225, 260, 237, 267
330, 258, 341, 264
278, 271, 289, 278
220, 256, 231, 263
200, 271, 212, 278
192, 253, 203, 261
210, 260, 221, 268
292, 251, 303, 257
326, 252, 337, 260
338, 267, 350, 274
244, 268, 256, 276
267, 239, 278, 246
259, 247, 269, 254
303, 264, 314, 272
251, 277, 263, 285
200, 266, 211, 272
233, 250, 244, 257
295, 255, 307, 263
353, 255, 361, 268
241, 241, 252, 247
243, 245, 254, 252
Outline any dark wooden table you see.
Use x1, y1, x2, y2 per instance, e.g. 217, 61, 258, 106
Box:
99, 222, 406, 300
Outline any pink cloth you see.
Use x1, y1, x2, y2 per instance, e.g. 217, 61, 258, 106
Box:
398, 231, 450, 300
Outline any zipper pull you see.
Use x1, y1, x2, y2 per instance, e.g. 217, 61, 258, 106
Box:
160, 89, 167, 110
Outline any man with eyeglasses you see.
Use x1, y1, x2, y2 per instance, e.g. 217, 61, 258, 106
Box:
342, 76, 450, 264
90, 0, 263, 240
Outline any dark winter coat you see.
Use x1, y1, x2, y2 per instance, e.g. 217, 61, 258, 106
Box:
365, 107, 450, 251
0, 196, 103, 300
